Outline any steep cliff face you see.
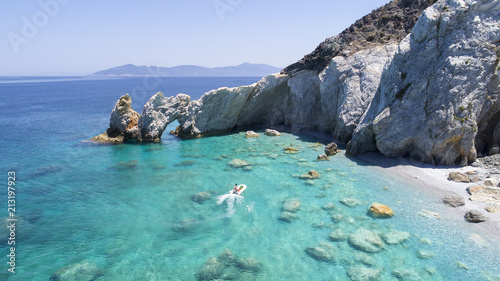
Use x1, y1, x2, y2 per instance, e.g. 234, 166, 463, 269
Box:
282, 0, 438, 75
347, 0, 500, 165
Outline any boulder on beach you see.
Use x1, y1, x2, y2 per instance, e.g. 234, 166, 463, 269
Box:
325, 142, 340, 156
469, 188, 500, 204
348, 228, 385, 253
467, 185, 485, 195
305, 242, 336, 262
245, 131, 260, 138
299, 170, 321, 179
464, 210, 488, 223
264, 129, 281, 136
484, 178, 499, 187
448, 172, 470, 183
442, 195, 465, 207
485, 204, 500, 213
369, 203, 394, 218
191, 192, 212, 204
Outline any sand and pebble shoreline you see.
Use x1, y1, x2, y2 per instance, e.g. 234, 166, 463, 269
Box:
357, 152, 500, 244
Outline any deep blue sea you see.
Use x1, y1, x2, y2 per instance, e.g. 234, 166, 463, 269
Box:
1, 76, 499, 281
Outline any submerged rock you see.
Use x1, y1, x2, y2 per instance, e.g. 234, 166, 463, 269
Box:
196, 257, 224, 281
322, 202, 336, 211
191, 192, 212, 204
227, 159, 251, 168
282, 198, 301, 212
369, 203, 394, 218
392, 268, 423, 281
299, 170, 321, 179
348, 228, 385, 253
235, 257, 262, 273
305, 242, 336, 262
346, 266, 381, 281
328, 229, 347, 242
50, 261, 103, 281
382, 230, 411, 245
340, 198, 361, 207
279, 212, 299, 223
417, 250, 436, 260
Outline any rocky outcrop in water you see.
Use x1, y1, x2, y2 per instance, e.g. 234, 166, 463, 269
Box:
347, 0, 500, 165
92, 92, 189, 143
91, 94, 139, 143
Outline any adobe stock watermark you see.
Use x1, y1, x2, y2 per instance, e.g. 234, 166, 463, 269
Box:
213, 0, 243, 21
7, 0, 71, 54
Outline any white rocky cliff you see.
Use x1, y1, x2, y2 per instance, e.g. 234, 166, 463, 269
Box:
90, 0, 500, 167
347, 0, 500, 166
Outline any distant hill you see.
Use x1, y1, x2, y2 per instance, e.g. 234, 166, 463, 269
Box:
91, 63, 282, 77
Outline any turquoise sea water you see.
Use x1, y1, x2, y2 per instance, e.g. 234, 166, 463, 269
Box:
1, 77, 500, 280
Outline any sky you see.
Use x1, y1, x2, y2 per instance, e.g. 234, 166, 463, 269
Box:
0, 0, 391, 76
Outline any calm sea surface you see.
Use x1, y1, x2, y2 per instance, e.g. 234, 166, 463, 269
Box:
1, 76, 499, 280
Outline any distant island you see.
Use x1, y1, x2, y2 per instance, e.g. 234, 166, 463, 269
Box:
91, 63, 282, 77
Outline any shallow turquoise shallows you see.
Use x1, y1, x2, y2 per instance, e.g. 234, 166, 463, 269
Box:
0, 77, 499, 281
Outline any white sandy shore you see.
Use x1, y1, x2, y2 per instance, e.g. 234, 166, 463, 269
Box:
357, 152, 500, 243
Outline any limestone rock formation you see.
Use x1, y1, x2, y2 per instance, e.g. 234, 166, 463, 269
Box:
348, 0, 500, 165
91, 94, 139, 143
139, 93, 190, 142
91, 93, 190, 143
